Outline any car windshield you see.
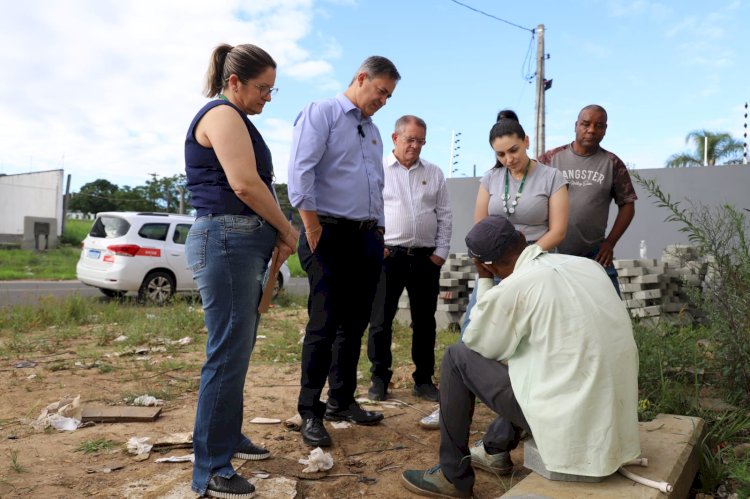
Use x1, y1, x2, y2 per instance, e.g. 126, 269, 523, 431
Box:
89, 216, 131, 238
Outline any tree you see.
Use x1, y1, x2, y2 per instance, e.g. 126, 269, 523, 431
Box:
68, 179, 120, 214
145, 173, 189, 213
665, 130, 744, 168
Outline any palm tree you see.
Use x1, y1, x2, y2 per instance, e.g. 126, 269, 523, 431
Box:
665, 130, 743, 167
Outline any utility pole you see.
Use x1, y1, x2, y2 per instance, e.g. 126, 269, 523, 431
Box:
534, 24, 546, 159
744, 102, 748, 165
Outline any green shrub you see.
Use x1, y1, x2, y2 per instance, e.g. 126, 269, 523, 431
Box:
634, 173, 750, 401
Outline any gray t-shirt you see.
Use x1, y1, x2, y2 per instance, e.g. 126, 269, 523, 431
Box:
538, 143, 637, 256
480, 162, 568, 243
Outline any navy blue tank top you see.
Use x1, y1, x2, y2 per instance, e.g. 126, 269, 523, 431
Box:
185, 100, 275, 218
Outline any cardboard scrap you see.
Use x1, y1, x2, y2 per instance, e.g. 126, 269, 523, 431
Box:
249, 417, 281, 424
82, 405, 161, 423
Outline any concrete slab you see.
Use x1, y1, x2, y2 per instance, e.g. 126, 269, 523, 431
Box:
504, 414, 705, 499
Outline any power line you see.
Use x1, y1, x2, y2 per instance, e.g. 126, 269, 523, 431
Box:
448, 0, 534, 33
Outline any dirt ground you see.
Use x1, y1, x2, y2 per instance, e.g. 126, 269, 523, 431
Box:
0, 308, 529, 499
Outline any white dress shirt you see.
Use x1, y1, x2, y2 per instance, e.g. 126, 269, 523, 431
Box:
382, 152, 452, 259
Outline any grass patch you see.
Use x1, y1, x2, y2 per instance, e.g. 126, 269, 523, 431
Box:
0, 218, 90, 280
0, 246, 81, 280
287, 253, 305, 277
61, 219, 93, 246
8, 450, 27, 473
75, 439, 118, 455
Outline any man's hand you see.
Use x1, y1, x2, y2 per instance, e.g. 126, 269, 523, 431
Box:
473, 258, 494, 279
595, 240, 615, 267
429, 255, 445, 267
305, 225, 322, 252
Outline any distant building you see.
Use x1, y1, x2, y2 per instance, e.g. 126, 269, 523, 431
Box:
0, 170, 65, 249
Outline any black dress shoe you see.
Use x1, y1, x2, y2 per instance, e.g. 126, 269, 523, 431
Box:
301, 417, 332, 447
413, 382, 440, 402
205, 474, 254, 499
325, 402, 384, 425
367, 379, 388, 401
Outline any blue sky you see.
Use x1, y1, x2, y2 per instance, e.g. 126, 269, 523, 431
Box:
1, 0, 748, 192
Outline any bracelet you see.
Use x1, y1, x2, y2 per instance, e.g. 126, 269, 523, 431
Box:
305, 226, 322, 235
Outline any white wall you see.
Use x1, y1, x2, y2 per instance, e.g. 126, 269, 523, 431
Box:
0, 170, 64, 236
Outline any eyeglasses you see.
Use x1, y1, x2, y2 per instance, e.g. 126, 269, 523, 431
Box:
401, 136, 426, 146
254, 84, 279, 97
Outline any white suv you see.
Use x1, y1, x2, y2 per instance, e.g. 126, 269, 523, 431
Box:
76, 212, 290, 303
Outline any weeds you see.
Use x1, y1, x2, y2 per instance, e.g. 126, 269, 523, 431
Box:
75, 439, 118, 455
8, 450, 27, 473
634, 173, 750, 399
634, 172, 750, 496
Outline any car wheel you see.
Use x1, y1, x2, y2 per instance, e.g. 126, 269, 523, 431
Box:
99, 288, 125, 299
138, 271, 175, 304
273, 272, 283, 298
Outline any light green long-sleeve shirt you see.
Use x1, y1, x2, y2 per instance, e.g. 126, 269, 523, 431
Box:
463, 245, 641, 477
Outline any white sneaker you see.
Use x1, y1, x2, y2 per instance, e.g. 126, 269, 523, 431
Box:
470, 439, 513, 474
419, 407, 440, 430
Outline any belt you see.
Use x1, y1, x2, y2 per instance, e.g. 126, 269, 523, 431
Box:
318, 215, 378, 231
387, 245, 435, 257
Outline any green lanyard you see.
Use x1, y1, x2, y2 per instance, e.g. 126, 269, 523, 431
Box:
502, 159, 531, 215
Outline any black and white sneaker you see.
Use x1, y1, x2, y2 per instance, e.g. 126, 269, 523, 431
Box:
233, 442, 271, 460
205, 474, 255, 499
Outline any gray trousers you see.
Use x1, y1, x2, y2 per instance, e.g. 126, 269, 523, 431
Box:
439, 343, 531, 492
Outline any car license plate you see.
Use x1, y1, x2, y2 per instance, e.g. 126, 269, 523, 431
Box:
87, 249, 101, 259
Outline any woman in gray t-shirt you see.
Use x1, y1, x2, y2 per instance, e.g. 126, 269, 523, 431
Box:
475, 119, 568, 251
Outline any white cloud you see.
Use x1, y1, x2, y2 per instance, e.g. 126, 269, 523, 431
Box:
0, 0, 338, 190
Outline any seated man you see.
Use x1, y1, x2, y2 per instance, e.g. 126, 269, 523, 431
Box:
402, 215, 640, 498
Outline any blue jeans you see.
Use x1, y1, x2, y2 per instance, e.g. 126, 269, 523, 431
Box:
186, 214, 276, 495
460, 276, 501, 336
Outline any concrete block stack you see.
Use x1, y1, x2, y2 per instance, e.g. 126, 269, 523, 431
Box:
395, 252, 474, 330
614, 244, 707, 325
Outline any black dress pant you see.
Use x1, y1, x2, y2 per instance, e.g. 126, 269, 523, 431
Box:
367, 248, 440, 385
297, 221, 383, 419
439, 343, 530, 493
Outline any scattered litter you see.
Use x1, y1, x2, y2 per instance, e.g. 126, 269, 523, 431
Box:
114, 335, 128, 342
14, 360, 36, 368
155, 454, 194, 463
127, 436, 153, 455
250, 471, 270, 479
30, 395, 82, 431
153, 432, 193, 449
146, 314, 156, 319
249, 417, 281, 424
284, 414, 303, 431
299, 447, 334, 473
330, 421, 351, 429
81, 405, 161, 423
132, 395, 164, 407
27, 374, 37, 380
257, 335, 266, 339
87, 464, 125, 474
173, 336, 192, 346
102, 464, 125, 473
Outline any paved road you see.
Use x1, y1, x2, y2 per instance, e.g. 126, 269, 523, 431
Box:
0, 278, 310, 308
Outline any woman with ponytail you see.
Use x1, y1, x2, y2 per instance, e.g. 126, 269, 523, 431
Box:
185, 43, 299, 498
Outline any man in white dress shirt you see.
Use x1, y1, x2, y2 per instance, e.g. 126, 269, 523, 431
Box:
367, 115, 453, 402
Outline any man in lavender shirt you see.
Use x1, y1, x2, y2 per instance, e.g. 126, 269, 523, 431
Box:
288, 56, 400, 448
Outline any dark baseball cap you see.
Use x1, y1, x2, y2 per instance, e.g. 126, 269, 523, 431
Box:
465, 215, 520, 262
